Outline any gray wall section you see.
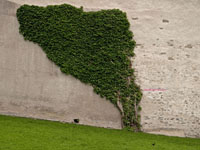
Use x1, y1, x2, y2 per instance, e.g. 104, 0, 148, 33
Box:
0, 0, 122, 129
1, 0, 200, 138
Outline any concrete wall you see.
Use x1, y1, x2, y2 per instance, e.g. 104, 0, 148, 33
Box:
0, 0, 122, 129
1, 0, 200, 138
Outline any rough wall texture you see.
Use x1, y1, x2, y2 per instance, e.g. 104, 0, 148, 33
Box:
1, 0, 200, 138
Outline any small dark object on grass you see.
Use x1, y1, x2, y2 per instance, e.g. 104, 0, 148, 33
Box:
74, 119, 79, 124
152, 142, 156, 146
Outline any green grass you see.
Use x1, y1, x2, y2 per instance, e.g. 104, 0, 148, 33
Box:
0, 115, 199, 150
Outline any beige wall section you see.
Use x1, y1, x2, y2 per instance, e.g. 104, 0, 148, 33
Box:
1, 0, 200, 138
0, 0, 122, 129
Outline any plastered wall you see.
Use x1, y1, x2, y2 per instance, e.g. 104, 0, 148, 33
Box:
0, 0, 122, 129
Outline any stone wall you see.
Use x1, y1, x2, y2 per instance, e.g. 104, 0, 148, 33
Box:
1, 0, 200, 138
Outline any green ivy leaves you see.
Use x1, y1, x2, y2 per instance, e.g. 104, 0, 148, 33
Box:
17, 4, 142, 130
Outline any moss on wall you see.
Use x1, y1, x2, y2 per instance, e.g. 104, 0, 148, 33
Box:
16, 4, 142, 130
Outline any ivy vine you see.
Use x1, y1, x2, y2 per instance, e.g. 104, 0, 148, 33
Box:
16, 4, 142, 130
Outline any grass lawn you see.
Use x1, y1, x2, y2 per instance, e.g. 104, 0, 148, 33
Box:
0, 115, 199, 150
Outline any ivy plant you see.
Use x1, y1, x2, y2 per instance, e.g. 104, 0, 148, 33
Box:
16, 4, 142, 130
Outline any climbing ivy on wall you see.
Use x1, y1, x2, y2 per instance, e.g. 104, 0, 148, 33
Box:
16, 4, 142, 130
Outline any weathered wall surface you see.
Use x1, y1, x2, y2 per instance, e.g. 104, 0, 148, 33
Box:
0, 0, 122, 129
1, 0, 200, 137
